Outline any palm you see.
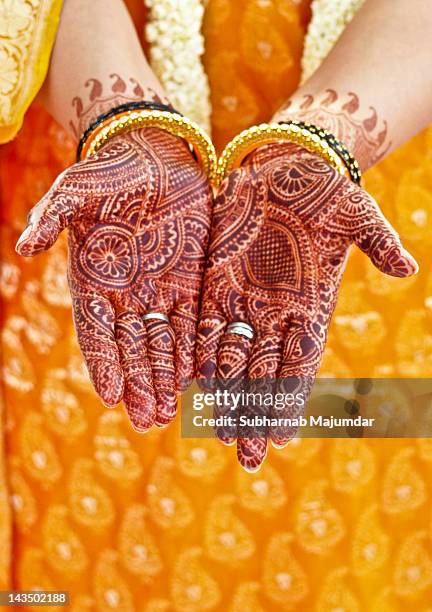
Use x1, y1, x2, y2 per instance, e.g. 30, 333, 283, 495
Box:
17, 127, 212, 432
197, 142, 417, 471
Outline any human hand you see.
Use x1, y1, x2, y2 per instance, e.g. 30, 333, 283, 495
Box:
196, 142, 418, 471
16, 128, 212, 431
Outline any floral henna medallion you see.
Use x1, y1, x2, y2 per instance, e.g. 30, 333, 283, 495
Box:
197, 141, 417, 471
16, 127, 213, 432
79, 227, 138, 286
274, 90, 392, 171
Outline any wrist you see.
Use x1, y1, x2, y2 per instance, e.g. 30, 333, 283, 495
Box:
80, 108, 217, 183
76, 99, 180, 161
69, 74, 172, 142
218, 122, 353, 185
271, 89, 391, 172
98, 127, 191, 157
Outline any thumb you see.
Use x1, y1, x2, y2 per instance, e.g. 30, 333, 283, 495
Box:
351, 192, 418, 278
15, 170, 80, 256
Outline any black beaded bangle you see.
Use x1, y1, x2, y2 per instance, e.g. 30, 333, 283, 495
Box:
76, 100, 182, 162
278, 120, 362, 185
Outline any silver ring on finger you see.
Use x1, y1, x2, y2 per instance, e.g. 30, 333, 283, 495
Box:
142, 312, 170, 324
226, 321, 255, 340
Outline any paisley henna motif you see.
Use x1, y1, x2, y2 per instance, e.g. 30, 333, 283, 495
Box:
274, 90, 391, 171
16, 127, 212, 431
69, 76, 169, 138
197, 142, 418, 471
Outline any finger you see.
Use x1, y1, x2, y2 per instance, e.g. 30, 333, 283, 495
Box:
116, 311, 156, 432
247, 333, 284, 379
237, 438, 268, 474
144, 317, 177, 428
196, 302, 226, 389
217, 331, 253, 379
170, 303, 198, 392
272, 321, 321, 448
216, 330, 254, 445
72, 294, 124, 407
15, 169, 80, 256
237, 334, 283, 473
349, 190, 418, 277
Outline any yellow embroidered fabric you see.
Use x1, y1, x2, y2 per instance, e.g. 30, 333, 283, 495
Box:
1, 0, 432, 609
0, 0, 63, 143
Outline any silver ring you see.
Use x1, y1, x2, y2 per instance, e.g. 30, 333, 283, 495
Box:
226, 321, 255, 340
142, 312, 169, 324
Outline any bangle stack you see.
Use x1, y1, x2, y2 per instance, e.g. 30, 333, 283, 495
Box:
76, 100, 180, 162
281, 120, 361, 185
77, 102, 360, 190
77, 101, 218, 185
217, 120, 361, 186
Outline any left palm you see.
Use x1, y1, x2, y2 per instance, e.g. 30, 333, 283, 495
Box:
16, 128, 213, 432
197, 142, 417, 472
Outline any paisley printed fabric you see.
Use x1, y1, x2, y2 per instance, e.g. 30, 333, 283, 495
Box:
0, 0, 63, 143
0, 0, 432, 609
15, 127, 212, 431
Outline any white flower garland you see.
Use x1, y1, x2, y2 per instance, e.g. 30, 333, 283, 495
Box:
144, 0, 212, 133
144, 0, 365, 132
301, 0, 366, 82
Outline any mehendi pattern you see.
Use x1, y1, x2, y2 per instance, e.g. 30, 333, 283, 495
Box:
197, 142, 417, 471
69, 75, 170, 139
16, 127, 212, 431
274, 90, 392, 171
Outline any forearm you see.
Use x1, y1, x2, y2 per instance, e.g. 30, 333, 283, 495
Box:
272, 0, 432, 171
41, 0, 168, 140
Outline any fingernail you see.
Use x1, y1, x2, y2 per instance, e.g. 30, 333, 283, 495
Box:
15, 224, 33, 252
102, 400, 121, 409
155, 421, 170, 429
402, 248, 419, 275
241, 462, 263, 474
385, 246, 419, 277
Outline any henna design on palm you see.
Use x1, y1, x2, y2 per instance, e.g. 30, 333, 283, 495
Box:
16, 127, 212, 432
197, 142, 418, 472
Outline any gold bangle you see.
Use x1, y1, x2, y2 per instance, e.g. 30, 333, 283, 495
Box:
80, 109, 218, 185
217, 122, 351, 185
